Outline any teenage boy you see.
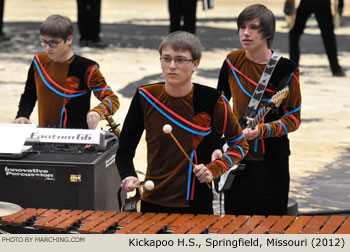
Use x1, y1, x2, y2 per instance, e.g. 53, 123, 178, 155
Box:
217, 4, 302, 215
13, 15, 119, 129
116, 31, 248, 214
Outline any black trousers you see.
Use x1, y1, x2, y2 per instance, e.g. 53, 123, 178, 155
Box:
224, 157, 290, 216
289, 0, 341, 73
168, 0, 197, 34
0, 0, 4, 34
77, 0, 101, 42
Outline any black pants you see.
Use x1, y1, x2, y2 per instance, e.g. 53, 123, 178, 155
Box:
168, 0, 197, 34
77, 0, 101, 42
289, 0, 341, 73
0, 0, 4, 34
224, 158, 290, 216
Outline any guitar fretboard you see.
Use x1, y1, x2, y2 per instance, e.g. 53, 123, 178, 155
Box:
247, 105, 271, 129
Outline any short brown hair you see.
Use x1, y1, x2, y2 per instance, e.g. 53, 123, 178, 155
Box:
237, 4, 275, 49
40, 15, 73, 40
159, 31, 202, 60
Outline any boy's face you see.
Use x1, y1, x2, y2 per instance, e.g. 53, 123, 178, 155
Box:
238, 18, 268, 52
160, 45, 199, 88
40, 34, 73, 62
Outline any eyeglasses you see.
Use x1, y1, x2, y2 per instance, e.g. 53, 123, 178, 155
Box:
40, 39, 64, 48
160, 57, 194, 65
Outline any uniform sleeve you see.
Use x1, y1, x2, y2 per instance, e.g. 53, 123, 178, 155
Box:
206, 96, 249, 179
115, 90, 144, 180
217, 59, 232, 101
85, 65, 120, 118
258, 68, 301, 138
15, 61, 37, 119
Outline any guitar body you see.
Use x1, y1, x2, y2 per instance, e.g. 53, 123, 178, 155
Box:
214, 87, 289, 193
214, 163, 245, 193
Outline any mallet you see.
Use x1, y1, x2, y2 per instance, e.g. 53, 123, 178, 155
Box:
163, 124, 211, 188
162, 124, 196, 167
133, 180, 155, 191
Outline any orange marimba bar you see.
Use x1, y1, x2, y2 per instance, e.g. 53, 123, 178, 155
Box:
1, 208, 350, 234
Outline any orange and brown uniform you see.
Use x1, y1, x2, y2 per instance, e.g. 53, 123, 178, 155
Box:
217, 49, 301, 215
16, 53, 119, 128
116, 83, 248, 212
219, 49, 301, 160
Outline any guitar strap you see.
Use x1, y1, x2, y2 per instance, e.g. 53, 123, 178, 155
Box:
244, 51, 281, 119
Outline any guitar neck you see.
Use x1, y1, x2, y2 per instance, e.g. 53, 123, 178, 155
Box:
245, 86, 289, 129
247, 106, 272, 129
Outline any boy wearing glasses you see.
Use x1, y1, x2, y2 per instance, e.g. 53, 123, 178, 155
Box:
116, 31, 248, 214
13, 15, 119, 129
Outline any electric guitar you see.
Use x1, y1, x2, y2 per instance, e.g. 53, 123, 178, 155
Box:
215, 86, 290, 193
245, 86, 290, 129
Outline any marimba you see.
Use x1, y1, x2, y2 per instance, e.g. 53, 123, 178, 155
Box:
1, 208, 350, 234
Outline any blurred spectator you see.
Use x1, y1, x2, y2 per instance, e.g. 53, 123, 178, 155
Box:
168, 0, 197, 34
168, 0, 214, 34
285, 0, 345, 76
77, 0, 107, 48
0, 0, 8, 41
